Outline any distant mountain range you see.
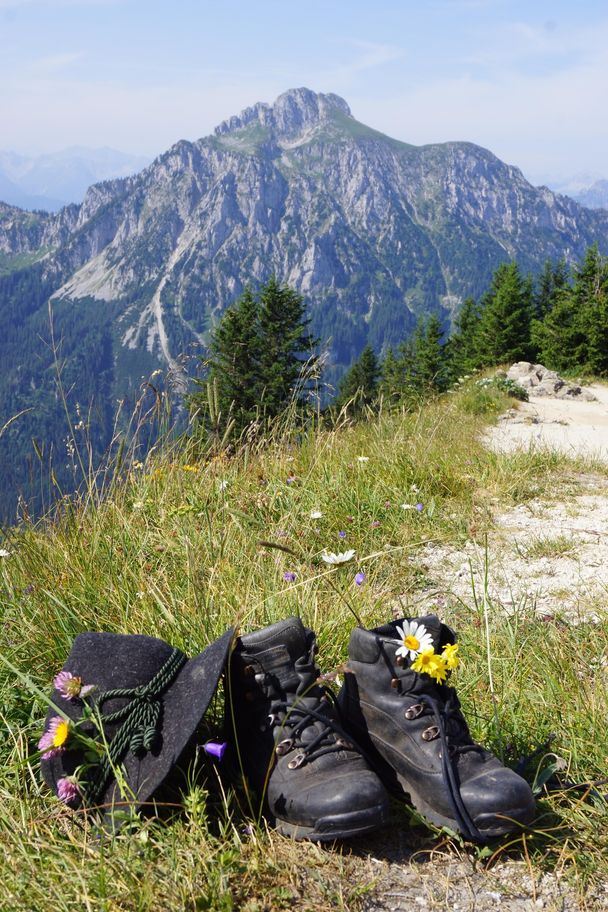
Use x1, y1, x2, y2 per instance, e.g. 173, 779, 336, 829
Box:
0, 147, 151, 211
1, 87, 607, 521
536, 171, 608, 210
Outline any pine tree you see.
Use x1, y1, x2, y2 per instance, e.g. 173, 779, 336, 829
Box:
413, 314, 447, 391
333, 344, 380, 414
197, 286, 263, 433
189, 277, 319, 438
257, 275, 319, 414
445, 296, 482, 381
535, 258, 570, 319
475, 262, 533, 366
572, 245, 608, 374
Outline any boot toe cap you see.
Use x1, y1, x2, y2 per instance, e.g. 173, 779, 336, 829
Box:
460, 766, 536, 835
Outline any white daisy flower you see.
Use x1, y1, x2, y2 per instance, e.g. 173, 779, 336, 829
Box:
356, 456, 369, 463
310, 510, 323, 519
395, 620, 434, 660
322, 549, 356, 565
0, 548, 10, 558
400, 503, 415, 510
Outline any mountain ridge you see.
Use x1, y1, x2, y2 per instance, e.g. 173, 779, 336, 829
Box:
1, 87, 607, 520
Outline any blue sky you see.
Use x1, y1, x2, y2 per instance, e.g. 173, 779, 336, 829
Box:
1, 0, 607, 181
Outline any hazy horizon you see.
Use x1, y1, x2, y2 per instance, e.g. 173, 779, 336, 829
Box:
1, 0, 607, 182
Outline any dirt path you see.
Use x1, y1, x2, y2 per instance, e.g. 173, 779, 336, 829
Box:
424, 382, 608, 621
350, 384, 608, 912
486, 383, 608, 463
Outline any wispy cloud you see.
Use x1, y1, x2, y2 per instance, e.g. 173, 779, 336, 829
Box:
322, 39, 403, 85
28, 51, 84, 75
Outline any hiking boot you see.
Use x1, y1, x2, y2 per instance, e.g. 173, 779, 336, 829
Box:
227, 616, 389, 841
338, 615, 536, 841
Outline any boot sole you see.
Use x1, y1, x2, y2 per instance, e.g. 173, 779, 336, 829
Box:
397, 773, 535, 840
274, 803, 389, 842
343, 716, 533, 840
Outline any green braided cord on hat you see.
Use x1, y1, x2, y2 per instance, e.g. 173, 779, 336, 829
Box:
81, 648, 187, 809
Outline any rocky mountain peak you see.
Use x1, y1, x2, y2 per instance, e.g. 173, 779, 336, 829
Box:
214, 87, 351, 141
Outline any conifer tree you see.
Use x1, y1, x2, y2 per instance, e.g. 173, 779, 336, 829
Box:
257, 275, 319, 414
189, 276, 318, 438
535, 258, 570, 319
444, 296, 482, 380
475, 262, 533, 366
333, 344, 380, 414
413, 314, 447, 391
198, 287, 263, 433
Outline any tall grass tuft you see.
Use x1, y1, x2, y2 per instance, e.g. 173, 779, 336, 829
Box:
1, 381, 607, 909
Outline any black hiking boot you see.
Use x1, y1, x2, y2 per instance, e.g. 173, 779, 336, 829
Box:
338, 615, 536, 841
227, 616, 389, 841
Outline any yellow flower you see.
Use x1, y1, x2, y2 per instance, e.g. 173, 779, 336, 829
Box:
411, 649, 436, 675
182, 464, 198, 472
442, 643, 460, 671
427, 653, 448, 683
52, 720, 70, 748
411, 649, 448, 684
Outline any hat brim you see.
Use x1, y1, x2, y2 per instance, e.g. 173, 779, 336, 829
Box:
42, 628, 234, 818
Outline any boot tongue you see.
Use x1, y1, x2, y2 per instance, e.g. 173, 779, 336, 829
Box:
238, 616, 312, 690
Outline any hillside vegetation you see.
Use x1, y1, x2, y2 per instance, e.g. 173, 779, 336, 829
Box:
1, 382, 607, 910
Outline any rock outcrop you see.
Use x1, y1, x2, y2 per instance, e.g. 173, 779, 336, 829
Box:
506, 362, 597, 401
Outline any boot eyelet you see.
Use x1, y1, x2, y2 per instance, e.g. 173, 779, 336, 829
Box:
287, 752, 306, 769
404, 703, 424, 721
395, 655, 404, 667
421, 725, 440, 741
243, 665, 255, 677
276, 738, 294, 756
390, 677, 400, 689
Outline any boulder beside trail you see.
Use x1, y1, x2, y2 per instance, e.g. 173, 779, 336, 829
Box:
506, 362, 597, 401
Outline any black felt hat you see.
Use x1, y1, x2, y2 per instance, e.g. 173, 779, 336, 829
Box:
39, 629, 233, 818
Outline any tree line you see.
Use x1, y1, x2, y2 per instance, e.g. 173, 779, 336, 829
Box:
189, 244, 608, 435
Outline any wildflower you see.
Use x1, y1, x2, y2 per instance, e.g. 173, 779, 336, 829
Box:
339, 530, 347, 539
136, 591, 145, 599
310, 510, 323, 519
400, 503, 415, 511
370, 520, 381, 529
384, 501, 391, 509
415, 503, 424, 512
395, 621, 434, 660
356, 456, 369, 463
132, 501, 145, 510
411, 650, 448, 684
345, 515, 354, 523
286, 476, 296, 485
410, 484, 419, 493
322, 549, 356, 565
218, 480, 229, 491
355, 571, 366, 586
56, 776, 81, 804
0, 548, 10, 558
182, 464, 198, 473
283, 571, 297, 583
441, 642, 460, 670
38, 717, 70, 758
203, 741, 227, 761
54, 671, 95, 701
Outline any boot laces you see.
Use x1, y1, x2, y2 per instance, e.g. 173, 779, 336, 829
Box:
261, 650, 357, 767
381, 640, 486, 841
